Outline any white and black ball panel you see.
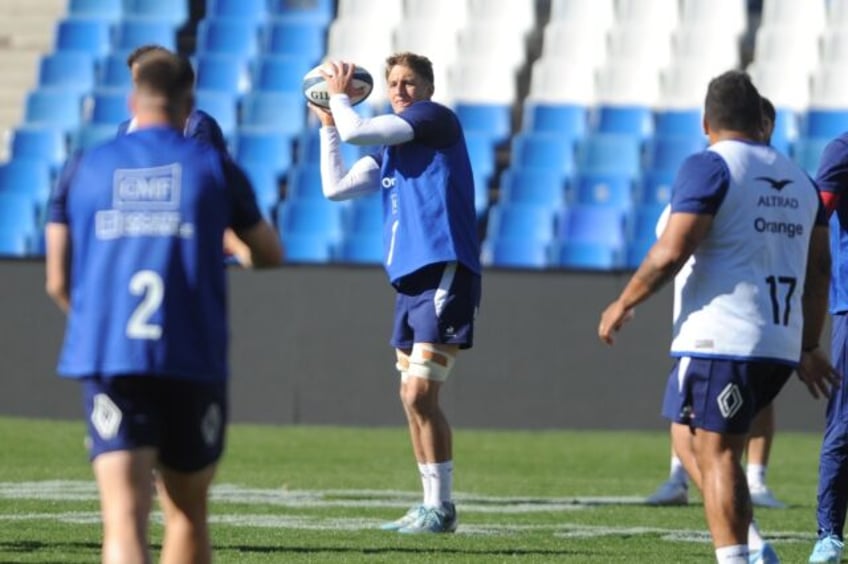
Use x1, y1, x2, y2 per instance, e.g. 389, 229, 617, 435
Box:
302, 64, 374, 108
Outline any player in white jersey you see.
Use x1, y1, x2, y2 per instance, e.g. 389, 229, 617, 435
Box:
647, 97, 789, 510
598, 71, 837, 563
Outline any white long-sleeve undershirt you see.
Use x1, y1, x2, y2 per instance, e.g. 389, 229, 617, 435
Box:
319, 94, 415, 200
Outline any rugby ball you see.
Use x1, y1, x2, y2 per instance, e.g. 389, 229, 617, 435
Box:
302, 63, 374, 108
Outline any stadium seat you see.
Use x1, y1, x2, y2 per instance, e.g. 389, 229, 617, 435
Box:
617, 0, 680, 33
625, 236, 656, 269
573, 173, 634, 209
252, 55, 313, 93
195, 53, 250, 94
233, 127, 294, 174
285, 164, 324, 201
196, 18, 260, 59
240, 91, 306, 134
748, 61, 811, 113
277, 199, 344, 240
192, 89, 238, 140
521, 102, 588, 138
577, 134, 642, 177
98, 52, 133, 87
483, 238, 551, 269
454, 103, 512, 146
335, 233, 383, 264
55, 17, 113, 57
607, 23, 673, 73
595, 105, 654, 141
89, 88, 131, 125
760, 0, 827, 33
752, 25, 821, 76
0, 159, 53, 206
804, 110, 848, 139
541, 20, 608, 67
556, 241, 622, 270
24, 89, 84, 133
557, 204, 627, 248
653, 109, 704, 138
639, 169, 675, 205
207, 0, 269, 22
457, 23, 527, 73
659, 60, 720, 109
629, 203, 667, 242
403, 0, 469, 31
263, 16, 327, 63
448, 58, 518, 106
671, 24, 742, 71
279, 233, 335, 263
337, 0, 404, 25
485, 202, 557, 243
509, 132, 576, 176
38, 51, 97, 94
0, 192, 39, 245
679, 0, 747, 38
0, 224, 31, 257
498, 167, 568, 207
769, 108, 798, 154
391, 19, 460, 77
466, 0, 536, 35
269, 0, 334, 23
239, 160, 282, 217
792, 137, 830, 176
113, 17, 178, 52
10, 125, 68, 169
67, 0, 123, 21
596, 61, 661, 107
643, 135, 706, 173
123, 0, 188, 25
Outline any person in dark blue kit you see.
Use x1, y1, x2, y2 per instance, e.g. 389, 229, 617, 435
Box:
808, 124, 848, 563
119, 44, 254, 267
308, 52, 481, 534
44, 52, 282, 563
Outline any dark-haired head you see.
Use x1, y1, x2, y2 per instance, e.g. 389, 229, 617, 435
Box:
704, 71, 763, 140
760, 96, 775, 143
132, 52, 195, 128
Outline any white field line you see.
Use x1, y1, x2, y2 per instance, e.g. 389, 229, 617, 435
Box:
0, 481, 815, 544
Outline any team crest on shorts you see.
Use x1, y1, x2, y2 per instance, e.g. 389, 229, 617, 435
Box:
91, 393, 122, 440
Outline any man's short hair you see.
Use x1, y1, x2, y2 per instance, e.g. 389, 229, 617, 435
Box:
385, 52, 435, 87
760, 96, 776, 125
134, 52, 195, 110
704, 70, 763, 135
126, 44, 171, 68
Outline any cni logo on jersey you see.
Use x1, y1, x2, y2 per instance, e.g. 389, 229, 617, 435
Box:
96, 163, 194, 240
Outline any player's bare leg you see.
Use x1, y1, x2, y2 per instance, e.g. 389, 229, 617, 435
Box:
155, 464, 217, 564
92, 448, 157, 564
693, 429, 751, 553
746, 404, 785, 508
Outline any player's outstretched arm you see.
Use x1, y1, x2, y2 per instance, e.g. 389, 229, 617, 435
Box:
235, 221, 283, 268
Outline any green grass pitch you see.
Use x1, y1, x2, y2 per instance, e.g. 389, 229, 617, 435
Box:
0, 416, 826, 562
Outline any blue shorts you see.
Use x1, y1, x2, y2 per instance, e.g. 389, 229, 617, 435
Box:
660, 356, 791, 434
390, 262, 481, 351
81, 375, 227, 472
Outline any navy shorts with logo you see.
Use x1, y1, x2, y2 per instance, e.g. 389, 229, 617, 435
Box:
660, 356, 791, 434
390, 262, 481, 351
81, 375, 227, 472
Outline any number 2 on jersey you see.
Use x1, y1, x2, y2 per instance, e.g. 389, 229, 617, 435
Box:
126, 270, 163, 339
765, 275, 796, 326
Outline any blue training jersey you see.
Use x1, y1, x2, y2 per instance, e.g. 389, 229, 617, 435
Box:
48, 126, 262, 381
370, 100, 481, 282
814, 133, 848, 313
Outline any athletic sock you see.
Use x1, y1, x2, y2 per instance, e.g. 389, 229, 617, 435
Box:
715, 544, 749, 563
748, 519, 764, 552
670, 455, 689, 486
418, 462, 430, 506
423, 461, 453, 507
746, 464, 767, 489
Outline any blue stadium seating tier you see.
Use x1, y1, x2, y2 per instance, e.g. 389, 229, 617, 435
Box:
98, 52, 133, 88
269, 0, 334, 23
234, 126, 293, 173
196, 18, 260, 59
24, 89, 84, 133
509, 132, 576, 177
595, 105, 654, 141
486, 203, 557, 243
485, 238, 551, 269
90, 88, 131, 125
556, 204, 627, 248
556, 241, 622, 270
335, 233, 383, 264
123, 0, 188, 25
240, 91, 306, 134
793, 137, 831, 176
252, 55, 313, 93
643, 134, 707, 172
10, 126, 67, 170
804, 110, 848, 139
193, 89, 238, 138
207, 0, 269, 22
454, 103, 513, 145
0, 192, 40, 256
113, 17, 178, 52
498, 167, 567, 207
194, 53, 249, 94
38, 51, 97, 94
68, 0, 123, 21
0, 159, 52, 208
263, 15, 327, 62
55, 17, 113, 57
521, 102, 588, 138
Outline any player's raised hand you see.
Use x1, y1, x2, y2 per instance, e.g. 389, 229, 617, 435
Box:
319, 60, 355, 97
598, 301, 635, 346
307, 101, 335, 126
797, 347, 841, 399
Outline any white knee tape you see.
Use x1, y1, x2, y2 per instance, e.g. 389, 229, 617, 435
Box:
407, 344, 455, 382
